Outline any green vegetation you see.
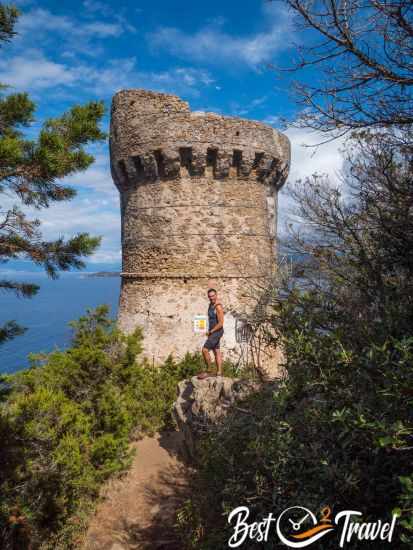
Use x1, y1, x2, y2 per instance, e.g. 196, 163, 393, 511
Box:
0, 305, 232, 550
178, 334, 412, 549
0, 4, 105, 345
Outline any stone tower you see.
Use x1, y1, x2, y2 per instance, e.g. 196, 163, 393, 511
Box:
110, 89, 290, 374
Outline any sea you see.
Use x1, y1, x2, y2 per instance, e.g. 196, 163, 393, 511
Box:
0, 271, 120, 374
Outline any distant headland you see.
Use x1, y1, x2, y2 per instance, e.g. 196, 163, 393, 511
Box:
85, 272, 120, 278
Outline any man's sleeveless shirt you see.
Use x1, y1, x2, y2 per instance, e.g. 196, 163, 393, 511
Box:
208, 303, 224, 334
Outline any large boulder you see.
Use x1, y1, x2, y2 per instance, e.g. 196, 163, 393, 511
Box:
173, 376, 261, 460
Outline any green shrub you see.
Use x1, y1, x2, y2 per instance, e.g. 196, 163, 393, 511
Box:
0, 305, 229, 549
180, 334, 412, 549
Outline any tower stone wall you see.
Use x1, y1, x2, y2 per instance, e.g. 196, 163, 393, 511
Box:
110, 89, 290, 375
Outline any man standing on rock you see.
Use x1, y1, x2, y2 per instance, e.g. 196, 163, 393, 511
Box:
197, 288, 224, 379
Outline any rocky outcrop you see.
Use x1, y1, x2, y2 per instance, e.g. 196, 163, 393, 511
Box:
173, 376, 261, 460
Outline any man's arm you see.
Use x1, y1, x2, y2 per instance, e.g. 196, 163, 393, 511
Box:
209, 303, 224, 334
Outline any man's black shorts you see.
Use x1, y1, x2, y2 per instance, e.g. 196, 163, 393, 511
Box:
203, 328, 224, 350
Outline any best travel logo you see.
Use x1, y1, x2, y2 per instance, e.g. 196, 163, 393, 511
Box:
227, 505, 398, 548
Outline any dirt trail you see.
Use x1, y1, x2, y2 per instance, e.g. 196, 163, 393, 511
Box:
82, 431, 193, 550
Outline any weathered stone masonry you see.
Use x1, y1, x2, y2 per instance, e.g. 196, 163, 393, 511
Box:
110, 89, 290, 371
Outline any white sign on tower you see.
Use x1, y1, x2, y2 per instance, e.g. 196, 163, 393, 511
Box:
193, 315, 208, 334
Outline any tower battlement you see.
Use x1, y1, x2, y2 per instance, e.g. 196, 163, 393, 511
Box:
110, 89, 290, 189
110, 89, 290, 378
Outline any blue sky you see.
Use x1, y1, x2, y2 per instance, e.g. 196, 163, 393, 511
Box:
3, 0, 345, 269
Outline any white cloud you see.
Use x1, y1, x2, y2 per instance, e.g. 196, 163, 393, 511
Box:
18, 8, 123, 39
229, 95, 269, 116
0, 49, 215, 98
82, 0, 137, 33
148, 4, 292, 67
83, 0, 111, 14
2, 6, 211, 99
0, 50, 78, 90
285, 127, 346, 184
145, 67, 215, 93
82, 21, 122, 37
64, 152, 116, 199
77, 60, 215, 97
39, 198, 118, 236
12, 7, 132, 59
89, 249, 121, 264
38, 196, 121, 264
278, 127, 347, 235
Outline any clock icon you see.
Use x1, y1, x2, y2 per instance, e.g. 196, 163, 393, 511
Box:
276, 506, 334, 548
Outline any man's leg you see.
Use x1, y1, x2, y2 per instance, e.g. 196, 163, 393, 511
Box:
197, 346, 214, 379
202, 346, 212, 369
213, 348, 223, 376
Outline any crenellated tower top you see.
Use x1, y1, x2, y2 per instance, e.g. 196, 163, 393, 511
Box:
110, 89, 290, 190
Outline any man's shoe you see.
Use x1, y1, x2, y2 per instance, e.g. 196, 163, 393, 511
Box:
197, 371, 215, 379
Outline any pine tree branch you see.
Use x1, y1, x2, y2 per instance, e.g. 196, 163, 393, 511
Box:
0, 320, 26, 345
0, 4, 19, 44
0, 279, 39, 297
